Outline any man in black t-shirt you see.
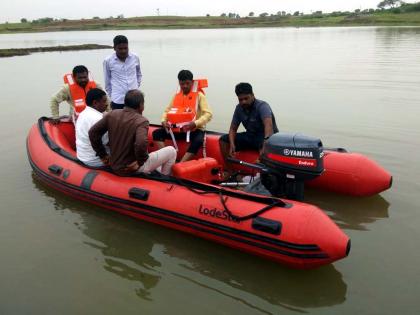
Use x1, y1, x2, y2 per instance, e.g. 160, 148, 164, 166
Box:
220, 82, 278, 164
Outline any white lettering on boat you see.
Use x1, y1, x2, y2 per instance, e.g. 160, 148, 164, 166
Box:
283, 149, 314, 158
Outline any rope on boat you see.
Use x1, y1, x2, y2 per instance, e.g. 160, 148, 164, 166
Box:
218, 191, 282, 222
173, 177, 281, 222
202, 130, 207, 158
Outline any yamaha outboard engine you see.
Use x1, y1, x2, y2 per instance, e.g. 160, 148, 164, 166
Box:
260, 132, 324, 200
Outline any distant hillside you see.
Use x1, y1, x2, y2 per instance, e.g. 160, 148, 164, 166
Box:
1, 2, 420, 34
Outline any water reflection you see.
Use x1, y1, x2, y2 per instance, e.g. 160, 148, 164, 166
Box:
83, 228, 161, 301
375, 26, 420, 39
306, 190, 390, 231
166, 246, 347, 312
32, 174, 161, 301
32, 174, 347, 312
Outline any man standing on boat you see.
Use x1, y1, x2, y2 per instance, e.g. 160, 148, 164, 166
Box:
152, 70, 213, 162
75, 88, 109, 167
219, 82, 278, 164
103, 35, 142, 110
89, 90, 176, 176
50, 65, 106, 124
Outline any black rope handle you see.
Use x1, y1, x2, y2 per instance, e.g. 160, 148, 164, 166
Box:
219, 191, 282, 222
173, 177, 284, 222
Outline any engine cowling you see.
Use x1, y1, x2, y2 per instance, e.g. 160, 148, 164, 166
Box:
260, 133, 324, 200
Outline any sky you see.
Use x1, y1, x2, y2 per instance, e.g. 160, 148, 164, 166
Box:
1, 0, 416, 23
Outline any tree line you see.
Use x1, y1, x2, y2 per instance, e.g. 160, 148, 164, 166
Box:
217, 1, 420, 19
19, 15, 125, 24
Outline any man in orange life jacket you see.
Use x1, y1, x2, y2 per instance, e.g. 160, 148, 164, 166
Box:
152, 70, 213, 162
50, 65, 108, 124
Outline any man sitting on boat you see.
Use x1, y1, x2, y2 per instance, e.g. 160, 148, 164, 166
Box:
219, 82, 278, 165
152, 70, 213, 162
89, 90, 177, 176
75, 88, 109, 167
50, 65, 108, 124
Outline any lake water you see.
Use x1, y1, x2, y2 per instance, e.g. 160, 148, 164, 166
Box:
0, 27, 420, 314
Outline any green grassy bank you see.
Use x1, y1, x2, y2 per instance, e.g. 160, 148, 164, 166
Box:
1, 9, 420, 34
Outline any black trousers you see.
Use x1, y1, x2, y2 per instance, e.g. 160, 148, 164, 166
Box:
220, 132, 264, 151
111, 102, 124, 110
152, 128, 205, 154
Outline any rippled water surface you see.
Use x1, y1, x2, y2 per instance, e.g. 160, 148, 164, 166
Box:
0, 27, 419, 314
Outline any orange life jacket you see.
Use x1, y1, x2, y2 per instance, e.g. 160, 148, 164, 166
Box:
63, 73, 97, 118
166, 79, 208, 126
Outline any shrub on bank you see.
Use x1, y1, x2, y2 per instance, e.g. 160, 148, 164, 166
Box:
400, 2, 420, 12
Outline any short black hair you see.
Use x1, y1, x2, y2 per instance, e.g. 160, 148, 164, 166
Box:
86, 88, 106, 107
113, 35, 128, 47
178, 70, 193, 81
72, 65, 88, 76
124, 90, 144, 109
235, 82, 253, 96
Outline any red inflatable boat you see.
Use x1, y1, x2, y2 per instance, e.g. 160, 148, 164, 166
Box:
27, 117, 351, 269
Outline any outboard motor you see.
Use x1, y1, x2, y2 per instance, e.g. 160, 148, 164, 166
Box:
260, 132, 324, 200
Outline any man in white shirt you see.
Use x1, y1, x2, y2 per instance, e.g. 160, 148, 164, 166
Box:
103, 35, 142, 110
76, 88, 109, 167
